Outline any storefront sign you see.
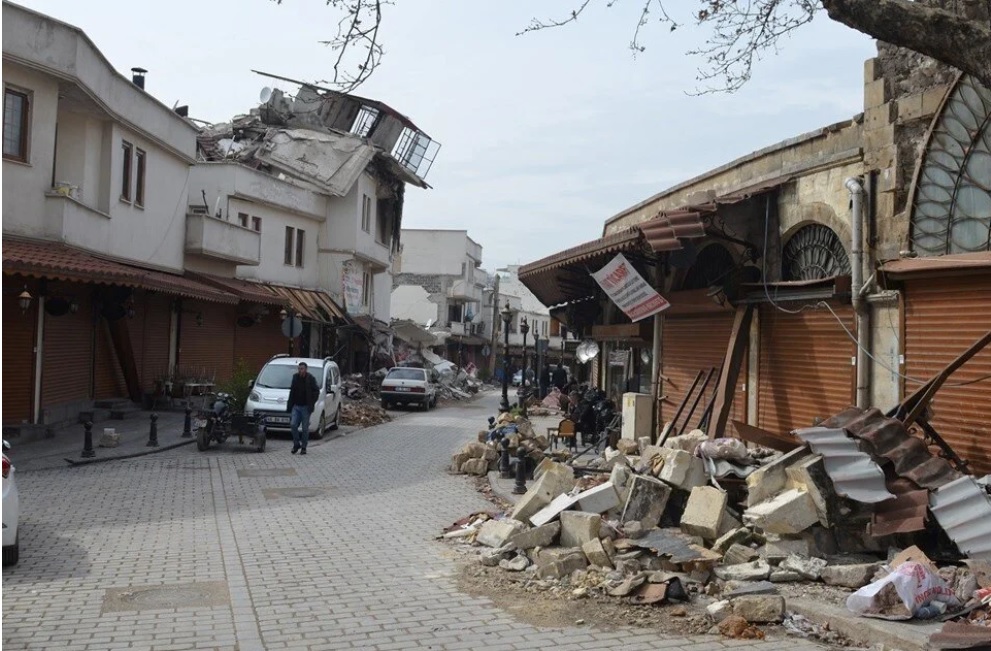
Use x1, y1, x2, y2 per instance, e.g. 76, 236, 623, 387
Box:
608, 349, 630, 367
592, 253, 670, 322
341, 260, 363, 316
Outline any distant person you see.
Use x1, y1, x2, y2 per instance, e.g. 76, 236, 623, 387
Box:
539, 365, 551, 399
552, 364, 567, 391
287, 362, 319, 455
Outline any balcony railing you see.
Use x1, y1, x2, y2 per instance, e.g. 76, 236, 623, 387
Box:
185, 213, 261, 266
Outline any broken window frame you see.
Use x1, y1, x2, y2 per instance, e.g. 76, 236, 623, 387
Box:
375, 207, 390, 246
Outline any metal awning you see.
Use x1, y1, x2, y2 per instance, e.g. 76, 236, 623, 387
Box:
3, 238, 238, 304
265, 284, 348, 323
517, 227, 645, 307
189, 273, 289, 307
880, 251, 991, 279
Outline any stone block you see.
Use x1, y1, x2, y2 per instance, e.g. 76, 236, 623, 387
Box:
534, 547, 588, 579
785, 455, 831, 526
511, 462, 576, 523
680, 486, 728, 540
769, 569, 803, 583
724, 543, 758, 566
508, 522, 560, 550
476, 519, 525, 548
653, 447, 707, 490
732, 595, 785, 623
714, 527, 751, 553
718, 510, 742, 539
575, 482, 621, 514
896, 92, 925, 123
864, 103, 896, 131
637, 436, 653, 453
616, 439, 639, 455
620, 475, 672, 529
864, 78, 888, 109
530, 492, 581, 528
499, 555, 530, 572
533, 457, 556, 481
460, 458, 489, 476
707, 599, 732, 623
461, 441, 488, 458
609, 463, 632, 489
99, 428, 120, 448
922, 85, 951, 116
663, 429, 706, 453
820, 563, 881, 589
480, 545, 515, 566
744, 489, 818, 535
582, 538, 614, 569
759, 535, 813, 562
560, 511, 601, 548
714, 560, 771, 582
746, 447, 809, 507
450, 452, 470, 473
780, 554, 828, 580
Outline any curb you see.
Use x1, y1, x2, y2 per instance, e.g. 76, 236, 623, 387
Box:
787, 597, 940, 651
486, 470, 522, 506
64, 438, 196, 467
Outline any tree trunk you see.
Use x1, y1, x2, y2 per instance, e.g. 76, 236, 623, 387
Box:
820, 0, 991, 89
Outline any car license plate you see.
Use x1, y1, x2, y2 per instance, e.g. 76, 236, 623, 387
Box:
395, 387, 411, 392
267, 416, 289, 424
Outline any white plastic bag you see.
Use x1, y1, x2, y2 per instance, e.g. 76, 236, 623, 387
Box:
846, 561, 959, 620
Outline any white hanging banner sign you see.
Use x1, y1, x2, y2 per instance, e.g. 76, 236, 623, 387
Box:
341, 260, 363, 316
591, 253, 670, 322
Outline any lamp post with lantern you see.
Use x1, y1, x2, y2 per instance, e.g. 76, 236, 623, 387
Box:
518, 316, 529, 417
499, 302, 513, 412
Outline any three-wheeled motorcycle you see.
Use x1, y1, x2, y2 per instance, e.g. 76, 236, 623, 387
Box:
194, 392, 266, 453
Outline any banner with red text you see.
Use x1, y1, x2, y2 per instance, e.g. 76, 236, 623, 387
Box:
591, 253, 670, 322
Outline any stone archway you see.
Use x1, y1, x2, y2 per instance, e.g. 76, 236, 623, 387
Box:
781, 223, 852, 281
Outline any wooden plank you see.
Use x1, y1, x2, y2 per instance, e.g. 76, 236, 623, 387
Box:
708, 304, 753, 438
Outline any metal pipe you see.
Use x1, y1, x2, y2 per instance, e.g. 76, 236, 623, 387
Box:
33, 296, 45, 424
845, 177, 870, 409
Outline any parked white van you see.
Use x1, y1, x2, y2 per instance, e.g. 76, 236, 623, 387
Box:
245, 355, 342, 438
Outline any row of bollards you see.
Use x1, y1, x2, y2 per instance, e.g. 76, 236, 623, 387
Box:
496, 434, 529, 495
81, 412, 163, 458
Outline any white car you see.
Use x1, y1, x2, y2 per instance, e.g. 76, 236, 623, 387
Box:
245, 356, 342, 438
3, 440, 19, 566
380, 367, 438, 410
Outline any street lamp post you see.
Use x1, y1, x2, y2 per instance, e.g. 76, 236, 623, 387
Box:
532, 330, 541, 400
519, 316, 529, 417
499, 302, 513, 412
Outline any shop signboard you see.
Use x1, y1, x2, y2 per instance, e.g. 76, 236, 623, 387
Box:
592, 253, 670, 322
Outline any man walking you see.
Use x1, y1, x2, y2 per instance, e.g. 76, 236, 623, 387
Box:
539, 364, 551, 400
288, 362, 319, 455
552, 364, 568, 392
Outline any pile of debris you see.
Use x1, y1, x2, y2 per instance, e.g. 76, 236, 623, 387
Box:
339, 401, 392, 428
441, 406, 991, 647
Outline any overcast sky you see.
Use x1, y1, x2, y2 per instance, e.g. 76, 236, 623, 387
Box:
20, 0, 875, 271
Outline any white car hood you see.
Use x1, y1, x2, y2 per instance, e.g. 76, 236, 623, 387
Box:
253, 387, 290, 407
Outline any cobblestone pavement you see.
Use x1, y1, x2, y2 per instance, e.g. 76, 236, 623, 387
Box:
2, 393, 827, 651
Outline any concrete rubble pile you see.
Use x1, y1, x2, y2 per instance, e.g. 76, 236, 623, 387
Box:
448, 412, 549, 477
442, 406, 991, 646
339, 401, 391, 427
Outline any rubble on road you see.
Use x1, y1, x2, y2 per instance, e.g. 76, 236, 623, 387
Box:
440, 398, 991, 648
339, 401, 392, 427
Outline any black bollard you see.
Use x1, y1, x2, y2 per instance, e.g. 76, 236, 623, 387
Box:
82, 421, 95, 458
147, 413, 159, 447
182, 402, 192, 438
513, 446, 528, 495
499, 437, 512, 479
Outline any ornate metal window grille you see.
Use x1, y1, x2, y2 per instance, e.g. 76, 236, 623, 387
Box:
910, 75, 991, 256
782, 224, 851, 281
681, 244, 735, 290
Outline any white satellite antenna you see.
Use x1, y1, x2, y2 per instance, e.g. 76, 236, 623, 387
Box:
259, 86, 273, 103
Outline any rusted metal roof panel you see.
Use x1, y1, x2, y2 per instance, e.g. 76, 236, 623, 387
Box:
823, 408, 962, 490
882, 251, 991, 278
140, 269, 239, 304
792, 426, 896, 503
930, 476, 991, 560
870, 488, 929, 537
190, 273, 288, 306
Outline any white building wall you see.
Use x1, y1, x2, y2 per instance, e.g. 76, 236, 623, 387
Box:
229, 197, 321, 288
391, 285, 439, 325
397, 230, 466, 276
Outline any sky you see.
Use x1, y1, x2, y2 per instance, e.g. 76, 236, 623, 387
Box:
18, 0, 876, 271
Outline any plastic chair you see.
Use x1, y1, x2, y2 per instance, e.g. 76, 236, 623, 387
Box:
549, 418, 578, 451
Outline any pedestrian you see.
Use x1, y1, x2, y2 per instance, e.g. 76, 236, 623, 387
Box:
552, 364, 567, 391
539, 365, 551, 399
287, 361, 319, 455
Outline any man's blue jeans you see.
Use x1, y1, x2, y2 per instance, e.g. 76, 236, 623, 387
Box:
290, 405, 311, 450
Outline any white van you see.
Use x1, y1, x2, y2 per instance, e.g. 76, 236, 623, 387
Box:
245, 355, 342, 438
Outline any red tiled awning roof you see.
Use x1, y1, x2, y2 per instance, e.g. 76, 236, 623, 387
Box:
188, 273, 288, 307
2, 239, 238, 304
265, 284, 349, 323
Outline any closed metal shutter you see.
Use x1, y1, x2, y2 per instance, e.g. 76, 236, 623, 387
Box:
178, 301, 235, 385
42, 282, 93, 407
2, 288, 36, 423
662, 314, 747, 435
94, 318, 127, 400
904, 276, 991, 475
130, 293, 173, 390
757, 303, 855, 435
234, 312, 287, 375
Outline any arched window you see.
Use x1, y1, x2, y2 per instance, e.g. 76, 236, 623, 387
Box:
781, 224, 851, 281
911, 75, 991, 256
681, 244, 735, 290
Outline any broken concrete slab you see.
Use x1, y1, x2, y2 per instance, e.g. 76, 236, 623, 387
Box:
620, 475, 672, 529
713, 527, 752, 553
637, 436, 653, 454
609, 464, 632, 489
785, 455, 832, 526
480, 544, 515, 566
576, 482, 621, 514
476, 520, 525, 548
616, 439, 639, 456
534, 547, 588, 579
714, 560, 771, 581
460, 458, 489, 476
663, 429, 706, 453
582, 538, 614, 569
744, 488, 818, 535
560, 512, 602, 548
707, 599, 732, 623
680, 486, 728, 540
508, 522, 560, 550
820, 562, 881, 588
499, 555, 530, 572
717, 510, 742, 540
652, 447, 708, 490
759, 535, 813, 562
780, 554, 828, 580
724, 580, 777, 597
769, 569, 804, 582
732, 595, 785, 623
724, 543, 758, 566
529, 490, 582, 528
511, 462, 576, 523
746, 447, 810, 507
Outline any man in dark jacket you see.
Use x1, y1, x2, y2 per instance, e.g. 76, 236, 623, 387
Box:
552, 365, 568, 391
287, 362, 320, 455
539, 365, 551, 400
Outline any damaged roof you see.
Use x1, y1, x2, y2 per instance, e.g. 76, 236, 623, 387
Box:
929, 476, 991, 561
792, 426, 896, 504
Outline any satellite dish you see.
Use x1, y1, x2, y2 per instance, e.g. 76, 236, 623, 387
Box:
576, 339, 600, 364
640, 349, 651, 364
259, 86, 273, 103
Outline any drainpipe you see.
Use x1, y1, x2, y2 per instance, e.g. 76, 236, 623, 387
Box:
33, 296, 45, 424
845, 177, 870, 409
